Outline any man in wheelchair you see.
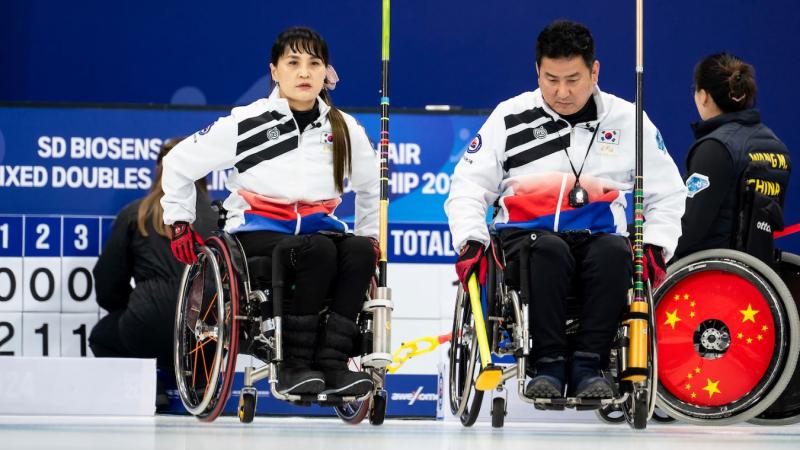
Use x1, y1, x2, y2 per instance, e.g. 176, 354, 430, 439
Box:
445, 20, 686, 400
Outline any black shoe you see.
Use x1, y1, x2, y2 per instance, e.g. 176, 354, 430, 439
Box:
569, 352, 614, 398
276, 314, 325, 395
525, 356, 565, 398
315, 312, 374, 396
277, 366, 325, 395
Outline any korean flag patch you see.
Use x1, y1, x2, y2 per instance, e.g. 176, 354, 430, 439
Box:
320, 132, 334, 144
686, 173, 710, 198
467, 134, 482, 153
597, 129, 620, 145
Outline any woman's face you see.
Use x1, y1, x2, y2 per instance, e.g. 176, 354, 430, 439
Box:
270, 49, 326, 111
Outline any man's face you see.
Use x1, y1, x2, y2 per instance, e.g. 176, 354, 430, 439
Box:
537, 56, 599, 116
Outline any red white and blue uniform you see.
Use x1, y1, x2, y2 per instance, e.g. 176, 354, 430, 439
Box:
445, 86, 686, 259
161, 87, 379, 239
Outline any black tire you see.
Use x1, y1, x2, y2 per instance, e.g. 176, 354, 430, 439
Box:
369, 393, 387, 426
448, 285, 484, 427
491, 397, 506, 428
238, 392, 256, 424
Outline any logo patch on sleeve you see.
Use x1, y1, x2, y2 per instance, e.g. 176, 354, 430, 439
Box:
686, 173, 710, 198
597, 129, 620, 145
467, 134, 482, 153
198, 122, 214, 135
655, 130, 666, 152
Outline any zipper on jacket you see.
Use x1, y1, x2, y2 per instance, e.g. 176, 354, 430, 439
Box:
293, 202, 302, 235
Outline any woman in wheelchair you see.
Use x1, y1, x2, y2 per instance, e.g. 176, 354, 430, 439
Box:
675, 52, 791, 263
446, 21, 686, 402
652, 53, 798, 426
160, 27, 380, 398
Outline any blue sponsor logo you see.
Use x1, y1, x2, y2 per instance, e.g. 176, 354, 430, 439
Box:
655, 130, 666, 152
686, 173, 710, 198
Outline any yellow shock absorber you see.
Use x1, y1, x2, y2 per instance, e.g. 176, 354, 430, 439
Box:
624, 300, 649, 382
468, 274, 503, 391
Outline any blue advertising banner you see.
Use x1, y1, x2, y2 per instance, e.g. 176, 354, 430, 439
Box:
1, 105, 798, 258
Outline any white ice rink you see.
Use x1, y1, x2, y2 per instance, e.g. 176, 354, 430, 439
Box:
1, 415, 798, 450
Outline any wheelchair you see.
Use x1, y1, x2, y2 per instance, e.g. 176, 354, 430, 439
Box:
449, 234, 657, 430
172, 230, 393, 424
653, 248, 800, 426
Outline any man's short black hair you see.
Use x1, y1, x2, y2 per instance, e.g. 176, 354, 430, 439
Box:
536, 20, 595, 68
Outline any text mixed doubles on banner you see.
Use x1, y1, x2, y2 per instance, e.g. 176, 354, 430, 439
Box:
0, 214, 111, 358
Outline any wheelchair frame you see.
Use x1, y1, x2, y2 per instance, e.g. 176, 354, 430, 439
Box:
449, 235, 657, 430
173, 231, 394, 425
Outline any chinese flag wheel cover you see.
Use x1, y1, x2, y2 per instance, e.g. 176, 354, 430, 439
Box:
657, 270, 777, 407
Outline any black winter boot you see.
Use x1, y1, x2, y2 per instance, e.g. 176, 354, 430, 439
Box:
569, 351, 614, 398
276, 314, 325, 395
525, 356, 566, 398
315, 312, 374, 396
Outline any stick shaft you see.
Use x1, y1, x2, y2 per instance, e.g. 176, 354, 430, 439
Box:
378, 0, 390, 287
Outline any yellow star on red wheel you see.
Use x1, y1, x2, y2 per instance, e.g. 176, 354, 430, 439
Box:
703, 378, 721, 399
762, 325, 769, 332
683, 294, 690, 300
674, 294, 680, 301
664, 309, 681, 329
695, 367, 701, 374
740, 304, 759, 323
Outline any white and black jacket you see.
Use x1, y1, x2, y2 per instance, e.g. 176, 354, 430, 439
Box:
161, 88, 379, 239
445, 86, 687, 259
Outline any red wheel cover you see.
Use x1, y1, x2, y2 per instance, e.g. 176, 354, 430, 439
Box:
657, 270, 776, 407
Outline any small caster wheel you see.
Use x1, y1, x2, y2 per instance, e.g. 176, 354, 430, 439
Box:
369, 390, 387, 426
491, 397, 506, 428
238, 390, 256, 423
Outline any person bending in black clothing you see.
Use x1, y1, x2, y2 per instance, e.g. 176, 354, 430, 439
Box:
89, 138, 217, 372
675, 53, 791, 263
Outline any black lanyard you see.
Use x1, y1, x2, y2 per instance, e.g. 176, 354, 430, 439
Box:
554, 122, 600, 207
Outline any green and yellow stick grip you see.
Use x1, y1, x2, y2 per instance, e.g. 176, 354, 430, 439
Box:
467, 274, 503, 391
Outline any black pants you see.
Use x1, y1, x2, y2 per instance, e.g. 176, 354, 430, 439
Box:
89, 279, 178, 368
501, 229, 632, 364
236, 231, 375, 321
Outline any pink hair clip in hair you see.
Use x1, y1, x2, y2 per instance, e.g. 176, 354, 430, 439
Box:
324, 65, 339, 90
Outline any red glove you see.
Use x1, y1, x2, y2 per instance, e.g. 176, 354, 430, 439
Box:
170, 222, 204, 265
455, 241, 487, 288
369, 237, 381, 265
642, 244, 666, 289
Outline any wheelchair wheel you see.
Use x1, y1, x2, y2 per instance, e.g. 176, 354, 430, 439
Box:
491, 397, 506, 428
654, 249, 799, 426
448, 285, 484, 427
369, 390, 387, 425
749, 252, 800, 426
174, 236, 241, 421
238, 390, 256, 424
334, 358, 372, 425
596, 404, 626, 424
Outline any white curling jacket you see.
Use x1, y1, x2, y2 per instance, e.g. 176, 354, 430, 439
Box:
161, 88, 379, 238
445, 87, 687, 259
